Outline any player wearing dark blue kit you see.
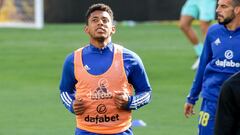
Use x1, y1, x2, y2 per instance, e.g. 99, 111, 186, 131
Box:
60, 44, 152, 135
60, 44, 152, 113
59, 3, 151, 135
184, 0, 240, 134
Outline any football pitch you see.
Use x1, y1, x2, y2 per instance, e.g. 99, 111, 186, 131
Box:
0, 22, 202, 135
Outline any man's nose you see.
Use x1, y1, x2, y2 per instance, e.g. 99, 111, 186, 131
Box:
98, 20, 104, 25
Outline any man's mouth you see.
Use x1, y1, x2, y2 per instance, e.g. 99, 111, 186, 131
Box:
96, 28, 106, 33
217, 14, 224, 18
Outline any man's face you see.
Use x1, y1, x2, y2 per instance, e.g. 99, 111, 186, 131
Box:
85, 10, 115, 42
216, 0, 235, 25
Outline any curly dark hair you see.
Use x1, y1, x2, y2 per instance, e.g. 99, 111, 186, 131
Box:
85, 3, 114, 24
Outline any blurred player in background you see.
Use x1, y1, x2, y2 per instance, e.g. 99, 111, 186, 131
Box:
214, 72, 240, 135
184, 0, 240, 134
179, 0, 217, 70
59, 3, 152, 135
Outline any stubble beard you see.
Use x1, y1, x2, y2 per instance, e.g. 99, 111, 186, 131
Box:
94, 36, 106, 43
217, 11, 235, 25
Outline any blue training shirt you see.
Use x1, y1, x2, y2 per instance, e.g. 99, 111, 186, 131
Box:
60, 42, 152, 113
187, 24, 240, 105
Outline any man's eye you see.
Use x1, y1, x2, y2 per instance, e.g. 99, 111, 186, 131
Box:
92, 19, 98, 22
222, 5, 227, 8
102, 19, 109, 23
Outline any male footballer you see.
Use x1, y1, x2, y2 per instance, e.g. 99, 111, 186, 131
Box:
59, 3, 152, 135
184, 0, 240, 134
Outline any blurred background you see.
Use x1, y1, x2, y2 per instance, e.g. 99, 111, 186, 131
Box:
0, 0, 203, 135
44, 0, 185, 23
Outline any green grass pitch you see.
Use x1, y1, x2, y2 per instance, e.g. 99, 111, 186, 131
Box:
0, 22, 202, 135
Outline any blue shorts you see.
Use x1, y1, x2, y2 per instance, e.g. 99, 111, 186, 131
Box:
75, 127, 133, 135
181, 0, 217, 21
198, 99, 217, 135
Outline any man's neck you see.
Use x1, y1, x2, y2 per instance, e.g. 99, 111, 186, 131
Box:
226, 16, 240, 31
90, 38, 111, 49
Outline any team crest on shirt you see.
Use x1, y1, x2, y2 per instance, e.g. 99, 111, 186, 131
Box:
214, 38, 221, 46
87, 78, 113, 100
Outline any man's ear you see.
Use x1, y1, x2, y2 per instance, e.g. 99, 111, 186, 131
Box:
234, 6, 240, 14
111, 25, 116, 35
84, 25, 89, 34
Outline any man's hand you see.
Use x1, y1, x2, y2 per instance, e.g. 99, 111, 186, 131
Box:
184, 102, 195, 118
73, 98, 85, 115
114, 91, 129, 109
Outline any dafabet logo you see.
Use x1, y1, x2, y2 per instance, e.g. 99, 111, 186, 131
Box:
87, 78, 113, 100
215, 50, 240, 68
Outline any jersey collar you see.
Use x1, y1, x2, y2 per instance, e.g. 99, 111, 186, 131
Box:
88, 42, 114, 53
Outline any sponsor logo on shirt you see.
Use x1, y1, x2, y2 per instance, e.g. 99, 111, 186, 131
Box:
97, 104, 107, 114
84, 114, 120, 124
87, 78, 113, 100
215, 50, 240, 68
84, 104, 120, 124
